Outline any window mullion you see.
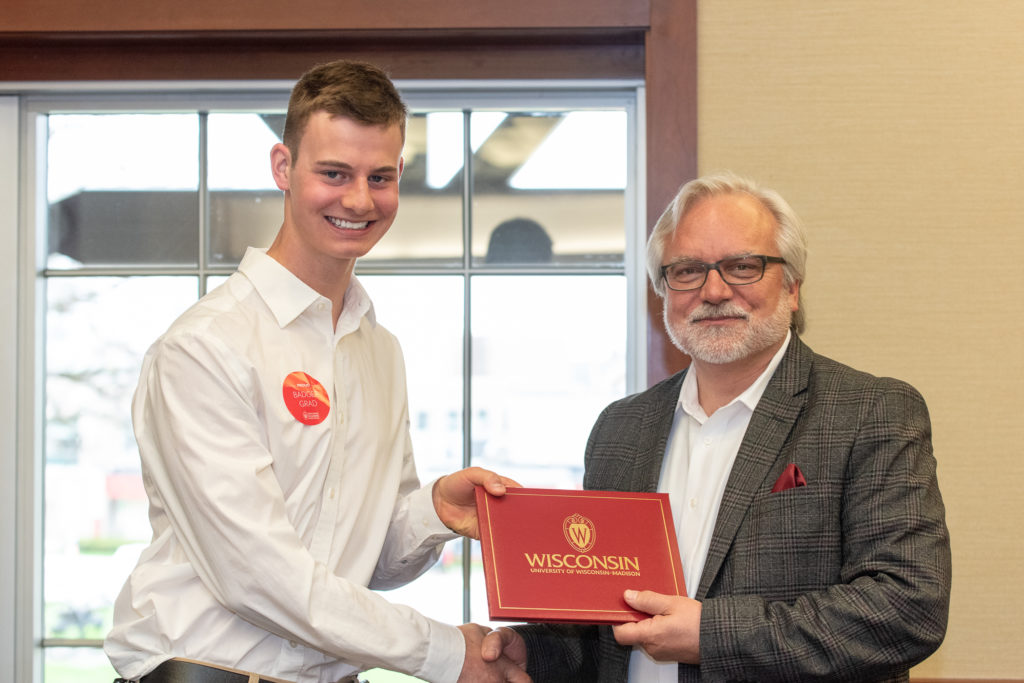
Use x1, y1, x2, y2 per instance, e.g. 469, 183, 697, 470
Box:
198, 111, 210, 297
460, 107, 474, 625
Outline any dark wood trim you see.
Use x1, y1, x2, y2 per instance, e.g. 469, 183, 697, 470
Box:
0, 30, 645, 82
0, 0, 648, 33
644, 0, 697, 385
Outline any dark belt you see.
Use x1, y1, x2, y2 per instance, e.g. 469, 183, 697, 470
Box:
117, 658, 361, 683
129, 659, 284, 683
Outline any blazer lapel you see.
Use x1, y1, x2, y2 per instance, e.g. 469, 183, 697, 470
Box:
694, 337, 811, 600
631, 370, 687, 493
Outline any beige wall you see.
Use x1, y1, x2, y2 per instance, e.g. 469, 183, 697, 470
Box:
698, 1, 1024, 678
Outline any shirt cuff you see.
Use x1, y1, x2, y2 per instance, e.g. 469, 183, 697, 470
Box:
418, 620, 465, 683
414, 477, 460, 542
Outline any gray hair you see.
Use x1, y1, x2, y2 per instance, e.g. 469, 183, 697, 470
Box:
646, 172, 808, 334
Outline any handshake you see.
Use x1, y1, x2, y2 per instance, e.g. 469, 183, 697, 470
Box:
454, 588, 702, 682
456, 624, 529, 683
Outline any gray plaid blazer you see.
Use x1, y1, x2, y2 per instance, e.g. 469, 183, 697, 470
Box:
517, 336, 951, 682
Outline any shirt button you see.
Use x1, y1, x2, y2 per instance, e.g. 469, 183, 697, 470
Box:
703, 437, 713, 446
327, 487, 336, 499
689, 498, 698, 509
289, 640, 298, 648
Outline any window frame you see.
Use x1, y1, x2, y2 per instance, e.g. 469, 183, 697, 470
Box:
7, 79, 648, 682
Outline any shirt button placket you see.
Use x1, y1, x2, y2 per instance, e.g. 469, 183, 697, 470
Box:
309, 335, 344, 561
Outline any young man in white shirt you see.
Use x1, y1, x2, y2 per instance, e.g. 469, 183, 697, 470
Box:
106, 60, 529, 683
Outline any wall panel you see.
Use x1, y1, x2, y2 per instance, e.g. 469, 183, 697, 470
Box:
699, 1, 1024, 678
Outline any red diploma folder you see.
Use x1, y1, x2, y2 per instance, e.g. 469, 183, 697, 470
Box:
475, 487, 685, 624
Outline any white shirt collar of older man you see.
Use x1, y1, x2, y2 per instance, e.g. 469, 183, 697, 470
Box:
679, 329, 792, 422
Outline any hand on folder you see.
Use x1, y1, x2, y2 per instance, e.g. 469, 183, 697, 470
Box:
433, 467, 522, 539
612, 589, 702, 665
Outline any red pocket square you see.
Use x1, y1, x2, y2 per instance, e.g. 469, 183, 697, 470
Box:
771, 463, 807, 493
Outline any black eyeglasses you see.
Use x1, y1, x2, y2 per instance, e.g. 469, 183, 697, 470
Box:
660, 255, 787, 292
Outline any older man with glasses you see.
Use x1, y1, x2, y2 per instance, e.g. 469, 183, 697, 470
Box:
482, 172, 951, 683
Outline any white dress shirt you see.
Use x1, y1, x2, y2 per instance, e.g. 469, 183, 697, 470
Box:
105, 248, 464, 683
628, 332, 792, 682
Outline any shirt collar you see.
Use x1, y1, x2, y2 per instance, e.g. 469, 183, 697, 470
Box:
679, 329, 792, 420
237, 247, 377, 330
335, 275, 375, 338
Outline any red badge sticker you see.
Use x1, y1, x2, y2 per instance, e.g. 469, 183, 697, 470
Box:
282, 371, 330, 426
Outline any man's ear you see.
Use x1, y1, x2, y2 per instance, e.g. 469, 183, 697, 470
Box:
270, 143, 292, 191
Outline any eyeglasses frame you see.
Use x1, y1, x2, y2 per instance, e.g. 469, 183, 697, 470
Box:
660, 254, 787, 292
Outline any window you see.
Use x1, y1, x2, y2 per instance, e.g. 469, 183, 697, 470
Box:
12, 81, 645, 682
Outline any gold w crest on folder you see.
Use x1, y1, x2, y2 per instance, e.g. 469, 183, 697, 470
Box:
563, 513, 596, 553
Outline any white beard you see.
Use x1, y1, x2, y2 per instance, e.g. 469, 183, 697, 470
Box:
664, 295, 792, 365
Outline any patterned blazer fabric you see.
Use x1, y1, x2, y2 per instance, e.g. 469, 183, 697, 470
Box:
518, 336, 951, 683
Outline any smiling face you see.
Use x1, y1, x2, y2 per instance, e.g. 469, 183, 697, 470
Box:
663, 192, 799, 368
268, 111, 404, 289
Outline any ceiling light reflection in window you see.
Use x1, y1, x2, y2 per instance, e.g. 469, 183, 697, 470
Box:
425, 111, 507, 189
510, 110, 626, 190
